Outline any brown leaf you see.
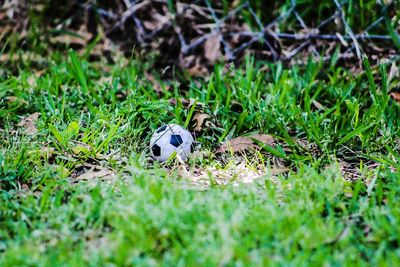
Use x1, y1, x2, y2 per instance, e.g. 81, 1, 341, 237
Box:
178, 53, 209, 77
388, 62, 399, 82
216, 134, 276, 154
142, 11, 169, 31
5, 96, 29, 106
75, 169, 114, 181
204, 34, 222, 63
312, 100, 325, 110
17, 112, 40, 135
145, 72, 170, 93
37, 147, 55, 158
390, 92, 400, 103
5, 96, 18, 102
192, 112, 210, 132
21, 183, 29, 190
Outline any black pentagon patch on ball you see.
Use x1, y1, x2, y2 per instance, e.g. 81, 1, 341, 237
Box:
170, 135, 183, 147
156, 125, 167, 133
190, 143, 195, 153
152, 144, 161, 157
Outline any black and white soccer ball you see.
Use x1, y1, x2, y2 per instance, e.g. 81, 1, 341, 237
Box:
150, 124, 194, 162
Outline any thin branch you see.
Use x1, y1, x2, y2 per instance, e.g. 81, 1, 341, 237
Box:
276, 33, 392, 41
107, 0, 151, 33
232, 31, 392, 41
248, 4, 278, 60
232, 33, 263, 56
294, 11, 307, 29
205, 0, 234, 60
263, 5, 296, 31
317, 11, 340, 29
333, 0, 362, 59
123, 0, 145, 44
283, 40, 309, 60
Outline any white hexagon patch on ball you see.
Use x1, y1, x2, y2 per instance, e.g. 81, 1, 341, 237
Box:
150, 124, 194, 162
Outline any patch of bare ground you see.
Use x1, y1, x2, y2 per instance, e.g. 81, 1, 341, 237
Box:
70, 162, 117, 187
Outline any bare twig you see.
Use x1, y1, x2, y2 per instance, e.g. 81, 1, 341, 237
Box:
123, 0, 145, 43
248, 4, 278, 60
184, 2, 249, 54
205, 0, 234, 60
108, 0, 151, 33
333, 0, 362, 59
283, 41, 309, 60
276, 33, 392, 41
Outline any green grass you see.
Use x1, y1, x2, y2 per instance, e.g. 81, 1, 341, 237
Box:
1, 50, 400, 266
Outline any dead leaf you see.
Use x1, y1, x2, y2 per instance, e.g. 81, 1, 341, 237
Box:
312, 99, 325, 110
21, 183, 29, 190
75, 169, 114, 181
5, 96, 29, 106
145, 72, 170, 93
182, 161, 263, 186
33, 146, 55, 158
388, 62, 399, 82
71, 165, 117, 187
142, 11, 169, 31
269, 166, 290, 176
204, 34, 222, 63
17, 112, 40, 135
27, 76, 37, 87
389, 92, 400, 103
217, 134, 276, 154
192, 112, 210, 132
180, 55, 209, 77
5, 96, 17, 102
179, 159, 289, 188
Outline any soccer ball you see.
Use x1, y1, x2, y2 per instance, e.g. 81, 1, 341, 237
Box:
150, 124, 194, 162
